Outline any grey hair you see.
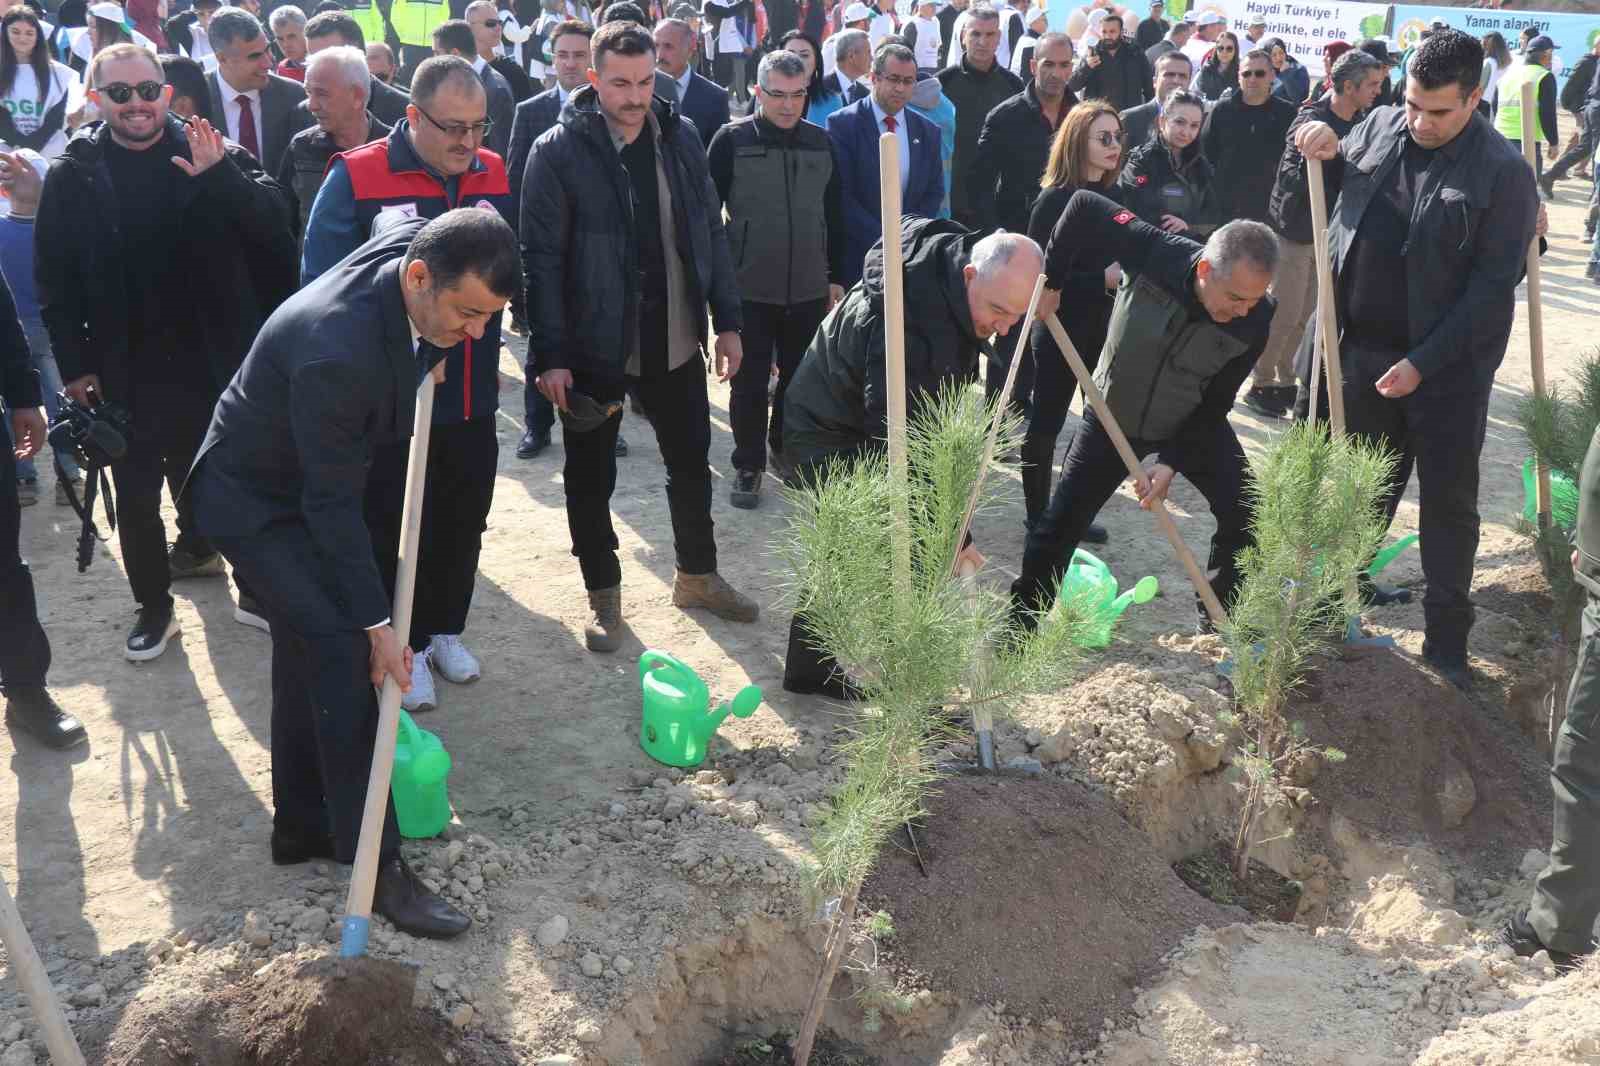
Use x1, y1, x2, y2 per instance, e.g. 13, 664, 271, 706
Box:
1034, 31, 1073, 55
268, 4, 306, 32
208, 7, 267, 49
871, 41, 915, 75
1330, 48, 1383, 95
653, 17, 695, 44
464, 0, 498, 16
832, 28, 869, 66
757, 48, 807, 89
970, 231, 1043, 283
1202, 220, 1280, 281
965, 2, 1000, 26
306, 44, 370, 102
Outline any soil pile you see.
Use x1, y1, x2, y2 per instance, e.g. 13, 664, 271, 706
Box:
862, 773, 1241, 1042
93, 954, 518, 1066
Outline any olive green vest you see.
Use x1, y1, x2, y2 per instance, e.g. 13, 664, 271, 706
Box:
1094, 272, 1249, 442
1575, 424, 1600, 596
725, 129, 833, 306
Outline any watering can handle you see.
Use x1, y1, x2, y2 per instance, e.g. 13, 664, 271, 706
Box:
397, 709, 422, 750
639, 650, 688, 681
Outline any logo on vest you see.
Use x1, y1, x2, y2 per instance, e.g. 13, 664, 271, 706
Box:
372, 203, 420, 235
1134, 175, 1148, 186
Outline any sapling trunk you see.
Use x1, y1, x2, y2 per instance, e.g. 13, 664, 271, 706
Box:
792, 886, 859, 1065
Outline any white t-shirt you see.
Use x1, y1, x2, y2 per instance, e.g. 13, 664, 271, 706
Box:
867, 10, 897, 48
0, 62, 81, 159
907, 14, 941, 69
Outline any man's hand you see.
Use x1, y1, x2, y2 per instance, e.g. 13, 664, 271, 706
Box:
826, 283, 845, 311
63, 374, 101, 406
172, 117, 227, 177
1293, 120, 1340, 161
1546, 143, 1558, 161
954, 541, 986, 579
367, 624, 414, 693
1135, 462, 1175, 511
1103, 263, 1123, 291
1085, 50, 1101, 67
713, 330, 743, 381
536, 367, 573, 411
1375, 357, 1421, 399
0, 150, 41, 203
10, 408, 45, 460
1536, 202, 1549, 239
1035, 286, 1062, 322
1159, 214, 1187, 233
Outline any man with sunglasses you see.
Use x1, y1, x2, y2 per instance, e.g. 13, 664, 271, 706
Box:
302, 55, 513, 712
431, 17, 514, 157
36, 43, 298, 661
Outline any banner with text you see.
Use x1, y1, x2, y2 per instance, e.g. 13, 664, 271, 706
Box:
1179, 0, 1391, 78
1392, 5, 1600, 96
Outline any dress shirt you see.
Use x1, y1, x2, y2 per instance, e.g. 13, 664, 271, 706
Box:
871, 96, 910, 193
218, 71, 262, 156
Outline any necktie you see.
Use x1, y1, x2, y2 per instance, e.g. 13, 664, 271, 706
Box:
884, 114, 897, 132
668, 78, 682, 106
235, 94, 260, 161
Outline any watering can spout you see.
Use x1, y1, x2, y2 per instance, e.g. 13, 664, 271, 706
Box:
1108, 574, 1160, 618
703, 685, 762, 738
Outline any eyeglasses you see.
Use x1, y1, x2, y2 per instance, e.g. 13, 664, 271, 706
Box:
760, 88, 808, 101
414, 103, 493, 141
876, 74, 917, 88
476, 19, 501, 28
98, 80, 164, 103
1240, 69, 1270, 78
1091, 131, 1126, 146
1216, 45, 1235, 53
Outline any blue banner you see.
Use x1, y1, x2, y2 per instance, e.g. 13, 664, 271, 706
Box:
1391, 5, 1600, 96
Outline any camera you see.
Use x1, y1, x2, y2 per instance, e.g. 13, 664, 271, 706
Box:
47, 390, 132, 470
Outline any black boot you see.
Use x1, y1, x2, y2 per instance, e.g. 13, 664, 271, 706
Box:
1421, 641, 1473, 692
1501, 908, 1592, 972
374, 856, 471, 939
4, 688, 87, 750
270, 824, 337, 865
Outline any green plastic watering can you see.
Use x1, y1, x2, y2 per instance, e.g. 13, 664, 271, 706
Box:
391, 710, 453, 839
639, 651, 761, 768
1059, 549, 1159, 648
1521, 458, 1579, 531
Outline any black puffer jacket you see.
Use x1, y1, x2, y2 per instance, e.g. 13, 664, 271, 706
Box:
520, 85, 741, 378
1267, 91, 1363, 243
1119, 131, 1216, 236
1067, 38, 1153, 112
937, 58, 1024, 226
1201, 88, 1297, 223
782, 216, 993, 465
969, 81, 1079, 236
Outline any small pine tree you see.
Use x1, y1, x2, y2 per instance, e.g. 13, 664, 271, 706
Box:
1224, 421, 1394, 882
778, 385, 1092, 1064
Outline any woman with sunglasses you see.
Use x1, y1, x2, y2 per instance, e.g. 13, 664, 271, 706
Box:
1018, 100, 1126, 531
1119, 88, 1212, 239
1193, 29, 1236, 102
0, 8, 81, 160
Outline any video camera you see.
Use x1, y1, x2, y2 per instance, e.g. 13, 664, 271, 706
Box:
46, 389, 133, 573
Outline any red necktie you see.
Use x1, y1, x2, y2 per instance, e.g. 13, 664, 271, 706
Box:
235, 94, 260, 160
884, 114, 897, 132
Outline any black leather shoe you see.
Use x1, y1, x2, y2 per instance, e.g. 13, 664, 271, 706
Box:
375, 857, 471, 939
5, 688, 87, 750
270, 825, 337, 866
614, 434, 629, 458
516, 428, 550, 459
730, 470, 761, 509
1358, 573, 1412, 607
1422, 649, 1474, 692
1082, 521, 1108, 545
125, 605, 178, 662
1501, 908, 1591, 972
782, 673, 865, 701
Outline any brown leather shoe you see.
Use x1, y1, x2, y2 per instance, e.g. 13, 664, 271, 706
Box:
585, 585, 624, 653
672, 570, 759, 623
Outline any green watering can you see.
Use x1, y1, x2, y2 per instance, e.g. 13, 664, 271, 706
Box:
1059, 549, 1159, 648
1521, 457, 1580, 531
391, 710, 453, 839
639, 651, 761, 768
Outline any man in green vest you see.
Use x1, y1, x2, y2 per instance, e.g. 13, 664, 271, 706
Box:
1494, 34, 1559, 181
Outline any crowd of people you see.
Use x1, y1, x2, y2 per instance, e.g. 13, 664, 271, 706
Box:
0, 0, 1589, 955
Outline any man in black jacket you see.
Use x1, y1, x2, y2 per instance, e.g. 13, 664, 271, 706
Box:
970, 31, 1076, 237
1541, 37, 1599, 199
938, 2, 1023, 227
303, 10, 412, 128
189, 211, 516, 938
522, 21, 757, 654
1288, 29, 1537, 688
38, 43, 297, 661
1011, 191, 1277, 629
1133, 0, 1165, 53
1066, 11, 1151, 112
1120, 49, 1189, 148
782, 223, 1042, 695
708, 49, 846, 508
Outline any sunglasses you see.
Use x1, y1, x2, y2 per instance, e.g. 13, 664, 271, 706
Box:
1240, 69, 1270, 78
1091, 131, 1126, 146
1216, 45, 1236, 53
98, 80, 163, 104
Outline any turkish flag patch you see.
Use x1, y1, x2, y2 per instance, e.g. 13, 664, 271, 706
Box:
1113, 210, 1135, 225
1133, 175, 1148, 187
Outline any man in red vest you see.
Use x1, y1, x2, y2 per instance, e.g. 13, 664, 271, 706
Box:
302, 55, 513, 714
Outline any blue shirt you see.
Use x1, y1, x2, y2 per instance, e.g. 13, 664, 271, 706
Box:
0, 215, 41, 329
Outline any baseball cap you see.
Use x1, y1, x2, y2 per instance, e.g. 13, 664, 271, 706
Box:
1024, 4, 1046, 24
1527, 34, 1557, 53
1195, 11, 1223, 27
87, 1, 129, 21
844, 1, 874, 22
1248, 14, 1265, 26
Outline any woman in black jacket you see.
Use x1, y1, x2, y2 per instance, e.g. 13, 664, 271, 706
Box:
1020, 100, 1126, 531
1193, 30, 1237, 101
1118, 88, 1214, 238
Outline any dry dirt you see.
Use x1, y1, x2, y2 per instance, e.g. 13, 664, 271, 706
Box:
0, 148, 1596, 1065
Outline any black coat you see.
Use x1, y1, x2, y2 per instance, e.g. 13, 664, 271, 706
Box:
1066, 39, 1152, 112
937, 57, 1024, 225
1134, 16, 1167, 52
36, 118, 297, 408
1027, 180, 1123, 380
1200, 89, 1296, 223
1119, 131, 1216, 236
1120, 97, 1159, 149
506, 85, 563, 232
188, 219, 437, 631
1195, 59, 1235, 102
970, 82, 1078, 235
520, 85, 742, 378
1267, 92, 1363, 244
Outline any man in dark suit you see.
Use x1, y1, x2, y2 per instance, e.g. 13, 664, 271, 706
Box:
206, 6, 311, 174
304, 10, 412, 128
432, 18, 515, 157
1121, 49, 1190, 148
827, 42, 944, 286
187, 209, 520, 937
825, 27, 873, 103
653, 17, 730, 146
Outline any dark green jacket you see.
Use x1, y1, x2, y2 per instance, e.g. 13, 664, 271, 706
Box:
1577, 425, 1600, 596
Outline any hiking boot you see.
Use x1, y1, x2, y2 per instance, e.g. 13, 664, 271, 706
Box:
430, 633, 481, 684
169, 543, 225, 579
730, 469, 762, 509
402, 648, 437, 712
126, 605, 179, 662
1243, 386, 1289, 419
15, 478, 37, 507
615, 434, 629, 458
673, 570, 759, 623
4, 688, 87, 750
585, 585, 624, 653
769, 446, 797, 486
1501, 909, 1592, 972
516, 428, 550, 459
235, 593, 270, 632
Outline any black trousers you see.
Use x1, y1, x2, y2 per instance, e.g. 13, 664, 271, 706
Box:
1549, 104, 1600, 184
1020, 314, 1108, 525
523, 367, 556, 439
365, 415, 498, 652
1342, 342, 1489, 661
1011, 407, 1251, 618
110, 379, 226, 611
564, 357, 716, 591
0, 431, 49, 693
730, 297, 827, 473
212, 525, 401, 864
782, 447, 864, 690
984, 337, 1035, 429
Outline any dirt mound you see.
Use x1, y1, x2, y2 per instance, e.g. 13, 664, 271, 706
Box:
94, 954, 516, 1066
1293, 645, 1550, 874
861, 773, 1241, 1041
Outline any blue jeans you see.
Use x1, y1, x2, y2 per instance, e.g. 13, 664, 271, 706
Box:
11, 323, 80, 482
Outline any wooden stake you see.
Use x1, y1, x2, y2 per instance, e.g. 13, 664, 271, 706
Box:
1043, 313, 1228, 628
0, 868, 85, 1066
1520, 79, 1552, 530
1306, 157, 1345, 438
341, 372, 436, 957
879, 133, 912, 601
793, 886, 859, 1066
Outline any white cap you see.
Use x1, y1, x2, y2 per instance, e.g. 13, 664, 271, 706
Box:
844, 2, 874, 22
1025, 4, 1046, 24
1195, 10, 1224, 25
88, 1, 129, 21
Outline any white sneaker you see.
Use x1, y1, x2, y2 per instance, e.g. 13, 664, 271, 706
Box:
402, 648, 438, 712
429, 634, 481, 684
